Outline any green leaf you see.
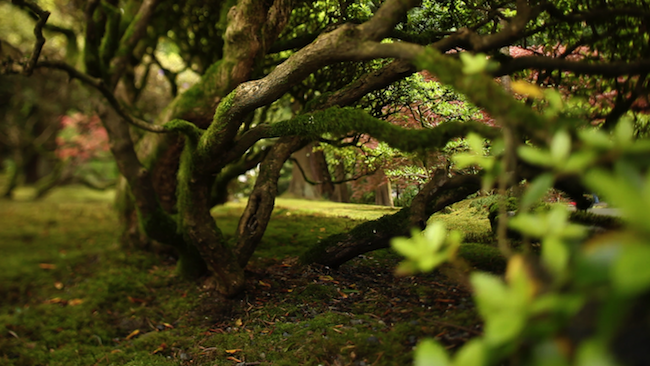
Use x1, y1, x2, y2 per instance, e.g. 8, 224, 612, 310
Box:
460, 52, 489, 74
466, 133, 484, 154
509, 214, 547, 237
614, 117, 634, 145
452, 154, 479, 169
578, 129, 614, 149
520, 173, 554, 210
562, 151, 596, 173
415, 339, 450, 366
541, 236, 569, 278
453, 339, 486, 366
471, 273, 527, 345
543, 89, 564, 117
483, 309, 526, 346
612, 244, 650, 295
575, 340, 618, 366
531, 341, 570, 366
550, 130, 571, 164
518, 146, 552, 167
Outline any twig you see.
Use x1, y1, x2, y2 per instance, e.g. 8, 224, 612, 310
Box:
12, 0, 50, 76
36, 61, 168, 133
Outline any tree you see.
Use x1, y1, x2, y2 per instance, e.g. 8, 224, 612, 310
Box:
2, 0, 650, 297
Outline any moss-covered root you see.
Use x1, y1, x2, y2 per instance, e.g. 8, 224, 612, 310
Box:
175, 244, 208, 279
299, 208, 411, 267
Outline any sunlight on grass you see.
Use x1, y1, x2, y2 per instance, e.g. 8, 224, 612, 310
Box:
0, 183, 493, 366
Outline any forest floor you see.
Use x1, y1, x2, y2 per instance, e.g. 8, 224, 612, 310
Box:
0, 184, 504, 366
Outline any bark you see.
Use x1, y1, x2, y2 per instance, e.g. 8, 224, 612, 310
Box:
234, 137, 307, 267
374, 171, 393, 207
300, 173, 482, 267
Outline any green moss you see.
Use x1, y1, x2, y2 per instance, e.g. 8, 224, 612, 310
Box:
271, 106, 498, 152
458, 243, 507, 273
163, 118, 205, 144
197, 88, 238, 158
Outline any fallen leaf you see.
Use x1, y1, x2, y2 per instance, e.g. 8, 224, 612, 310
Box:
151, 343, 167, 354
110, 350, 122, 354
258, 280, 271, 288
319, 227, 326, 232
68, 299, 84, 306
319, 275, 334, 282
226, 356, 242, 362
54, 282, 63, 289
39, 263, 56, 270
128, 296, 146, 304
225, 349, 243, 354
163, 322, 174, 329
125, 329, 140, 340
234, 319, 243, 327
45, 297, 64, 304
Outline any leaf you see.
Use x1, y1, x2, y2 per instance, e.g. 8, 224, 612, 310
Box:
234, 318, 243, 327
414, 339, 450, 366
520, 173, 554, 210
550, 130, 571, 164
151, 343, 167, 355
614, 117, 634, 145
125, 329, 140, 340
543, 89, 564, 117
562, 151, 596, 173
542, 237, 569, 278
612, 244, 650, 295
471, 272, 527, 345
518, 146, 552, 166
509, 214, 546, 237
460, 52, 489, 74
68, 298, 84, 306
453, 339, 486, 366
44, 297, 64, 304
511, 80, 544, 98
578, 129, 613, 149
225, 349, 243, 354
39, 263, 56, 270
466, 133, 484, 154
575, 340, 618, 366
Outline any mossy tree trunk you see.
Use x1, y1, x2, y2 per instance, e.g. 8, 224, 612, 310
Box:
299, 173, 482, 267
22, 0, 618, 297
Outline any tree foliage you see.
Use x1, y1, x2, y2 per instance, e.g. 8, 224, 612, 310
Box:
2, 0, 649, 308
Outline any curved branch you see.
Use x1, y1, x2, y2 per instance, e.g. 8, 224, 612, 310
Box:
495, 56, 650, 78
108, 0, 161, 89
11, 0, 50, 76
35, 61, 168, 133
300, 173, 482, 267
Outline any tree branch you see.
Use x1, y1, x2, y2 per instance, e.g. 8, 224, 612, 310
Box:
36, 61, 168, 133
108, 0, 161, 89
495, 56, 650, 78
11, 0, 50, 76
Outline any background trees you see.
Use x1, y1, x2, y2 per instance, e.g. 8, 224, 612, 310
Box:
2, 0, 650, 299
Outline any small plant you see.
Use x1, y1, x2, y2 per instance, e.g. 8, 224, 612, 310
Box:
393, 119, 650, 366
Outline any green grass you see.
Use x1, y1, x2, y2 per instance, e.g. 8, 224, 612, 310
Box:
1, 183, 499, 365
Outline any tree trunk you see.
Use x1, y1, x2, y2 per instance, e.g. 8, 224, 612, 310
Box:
234, 137, 307, 266
300, 173, 482, 267
374, 171, 394, 207
286, 142, 350, 202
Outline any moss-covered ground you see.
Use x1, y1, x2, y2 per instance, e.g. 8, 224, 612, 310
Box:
1, 184, 503, 366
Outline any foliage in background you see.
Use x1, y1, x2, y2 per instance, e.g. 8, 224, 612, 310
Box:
392, 48, 650, 364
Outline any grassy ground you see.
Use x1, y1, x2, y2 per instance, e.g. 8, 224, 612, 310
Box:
1, 184, 499, 366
